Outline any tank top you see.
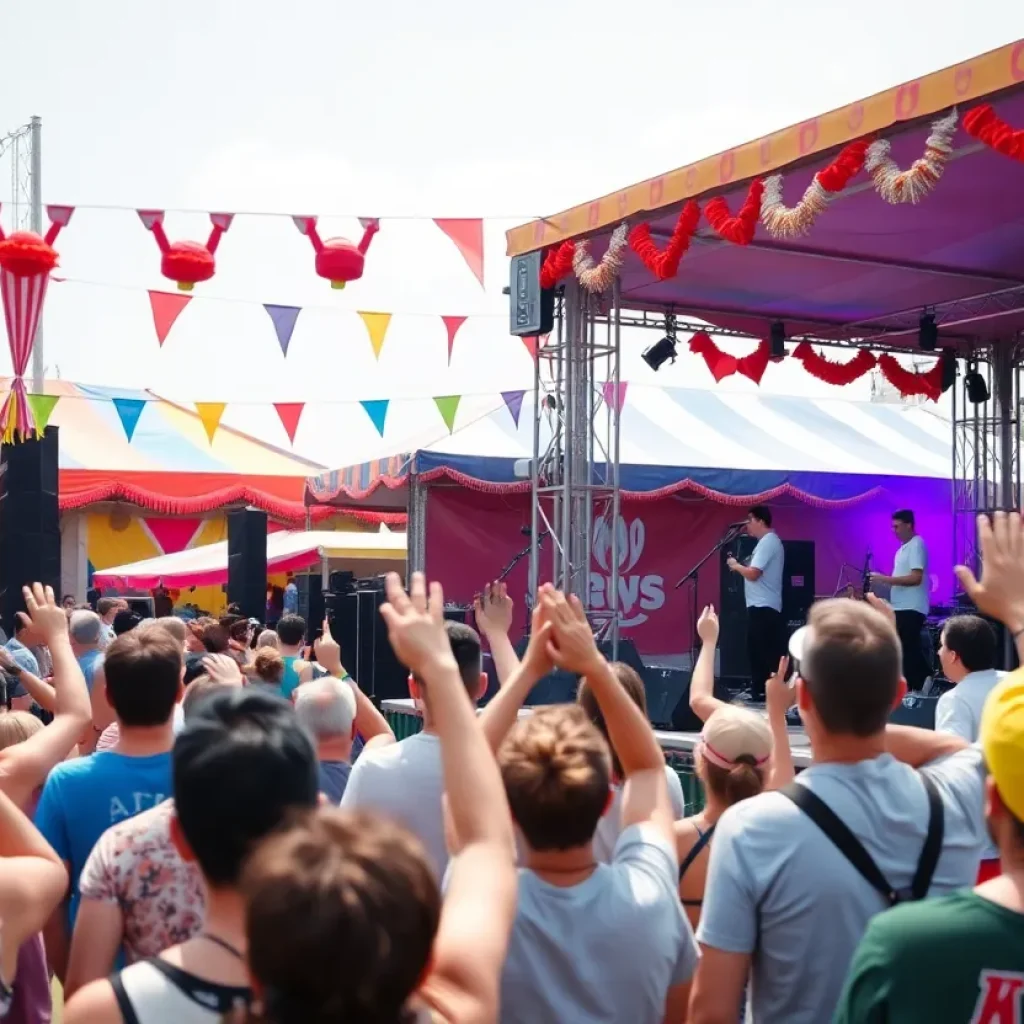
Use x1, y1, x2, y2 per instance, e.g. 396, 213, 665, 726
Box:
280, 656, 304, 700
109, 959, 250, 1024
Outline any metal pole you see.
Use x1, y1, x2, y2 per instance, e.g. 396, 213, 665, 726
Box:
609, 279, 623, 659
29, 116, 43, 394
528, 310, 541, 605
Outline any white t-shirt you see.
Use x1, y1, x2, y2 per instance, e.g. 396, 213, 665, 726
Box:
499, 823, 700, 1024
593, 766, 687, 863
744, 532, 784, 612
697, 747, 986, 1024
340, 731, 448, 878
890, 535, 929, 614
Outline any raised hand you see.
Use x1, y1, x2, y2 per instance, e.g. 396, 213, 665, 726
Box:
865, 593, 897, 630
697, 605, 719, 646
520, 605, 553, 679
201, 653, 244, 685
765, 656, 794, 719
379, 572, 454, 675
314, 616, 343, 676
540, 585, 602, 675
956, 512, 1024, 631
21, 584, 68, 644
473, 582, 514, 640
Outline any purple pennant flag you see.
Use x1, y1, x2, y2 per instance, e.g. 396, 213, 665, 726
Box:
264, 304, 301, 357
501, 390, 526, 427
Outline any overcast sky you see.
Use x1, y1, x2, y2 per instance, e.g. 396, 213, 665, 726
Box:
1, 1, 1019, 467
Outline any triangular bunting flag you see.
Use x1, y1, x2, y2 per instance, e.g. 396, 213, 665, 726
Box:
274, 402, 305, 445
112, 398, 147, 442
602, 381, 628, 414
195, 402, 226, 444
520, 333, 549, 361
26, 394, 59, 434
264, 304, 301, 356
148, 290, 192, 347
501, 390, 525, 427
358, 312, 392, 359
433, 395, 462, 433
434, 219, 485, 288
442, 316, 467, 364
360, 399, 389, 437
142, 517, 204, 555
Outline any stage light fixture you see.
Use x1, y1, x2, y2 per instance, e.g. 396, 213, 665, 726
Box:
965, 362, 990, 404
918, 312, 938, 351
769, 321, 786, 361
642, 334, 677, 372
940, 348, 957, 393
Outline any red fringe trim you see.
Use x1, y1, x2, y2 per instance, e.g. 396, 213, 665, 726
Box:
963, 105, 1024, 164
792, 341, 877, 386
0, 232, 59, 277
877, 354, 944, 402
816, 140, 871, 193
628, 201, 701, 280
539, 241, 576, 289
704, 180, 764, 245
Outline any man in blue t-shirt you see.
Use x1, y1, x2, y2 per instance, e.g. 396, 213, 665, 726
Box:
35, 627, 182, 983
727, 505, 785, 702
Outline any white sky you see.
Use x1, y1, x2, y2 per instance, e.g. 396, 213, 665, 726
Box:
1, 1, 1019, 467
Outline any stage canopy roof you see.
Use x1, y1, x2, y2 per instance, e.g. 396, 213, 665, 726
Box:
305, 387, 951, 511
506, 39, 1024, 350
92, 527, 407, 589
8, 379, 329, 522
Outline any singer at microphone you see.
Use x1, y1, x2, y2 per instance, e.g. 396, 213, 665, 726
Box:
725, 506, 786, 703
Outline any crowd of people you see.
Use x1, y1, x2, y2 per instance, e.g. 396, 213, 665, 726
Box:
0, 511, 1020, 1022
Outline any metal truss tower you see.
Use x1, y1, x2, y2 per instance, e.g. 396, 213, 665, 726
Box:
528, 280, 624, 655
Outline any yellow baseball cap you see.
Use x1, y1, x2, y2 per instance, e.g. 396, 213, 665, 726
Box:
980, 669, 1024, 821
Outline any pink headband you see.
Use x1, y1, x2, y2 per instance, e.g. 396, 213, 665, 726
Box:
699, 739, 770, 771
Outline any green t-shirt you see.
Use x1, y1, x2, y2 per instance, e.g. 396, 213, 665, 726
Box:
833, 889, 1024, 1023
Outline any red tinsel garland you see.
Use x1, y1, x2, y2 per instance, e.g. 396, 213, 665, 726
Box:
690, 332, 771, 384
817, 140, 872, 193
963, 105, 1024, 164
539, 241, 576, 289
877, 354, 944, 401
791, 341, 877, 386
704, 180, 764, 246
628, 200, 701, 280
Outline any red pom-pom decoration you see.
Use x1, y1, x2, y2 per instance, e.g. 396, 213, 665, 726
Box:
137, 211, 233, 292
963, 104, 1024, 164
704, 180, 765, 246
539, 241, 576, 289
0, 231, 59, 278
296, 217, 379, 289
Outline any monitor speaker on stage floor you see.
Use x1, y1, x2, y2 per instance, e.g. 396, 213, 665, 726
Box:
719, 537, 815, 685
227, 508, 267, 622
0, 428, 60, 636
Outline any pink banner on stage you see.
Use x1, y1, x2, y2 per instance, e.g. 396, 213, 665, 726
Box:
425, 483, 953, 657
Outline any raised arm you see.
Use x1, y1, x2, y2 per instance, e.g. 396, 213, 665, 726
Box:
541, 586, 672, 842
764, 657, 795, 789
474, 582, 521, 688
0, 647, 56, 712
689, 606, 728, 724
378, 573, 516, 1023
885, 724, 968, 767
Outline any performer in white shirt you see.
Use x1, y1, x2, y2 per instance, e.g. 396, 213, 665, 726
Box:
869, 508, 930, 690
726, 505, 785, 702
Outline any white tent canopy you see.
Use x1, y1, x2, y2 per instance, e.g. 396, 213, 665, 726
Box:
93, 528, 406, 590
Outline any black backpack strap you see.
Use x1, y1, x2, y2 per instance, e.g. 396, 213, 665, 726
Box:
679, 823, 716, 883
780, 783, 897, 904
911, 773, 945, 901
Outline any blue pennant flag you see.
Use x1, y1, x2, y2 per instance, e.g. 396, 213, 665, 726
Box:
112, 398, 146, 442
264, 304, 301, 357
360, 399, 389, 437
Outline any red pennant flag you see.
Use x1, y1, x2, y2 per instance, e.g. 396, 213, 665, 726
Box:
148, 290, 191, 347
274, 402, 305, 445
442, 316, 467, 364
520, 333, 549, 361
434, 219, 484, 287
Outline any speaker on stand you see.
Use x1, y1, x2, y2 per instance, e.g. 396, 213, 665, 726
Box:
227, 508, 268, 622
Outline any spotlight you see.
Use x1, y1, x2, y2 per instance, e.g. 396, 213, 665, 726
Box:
642, 334, 678, 372
918, 312, 938, 351
769, 321, 786, 361
939, 349, 957, 393
965, 362, 990, 404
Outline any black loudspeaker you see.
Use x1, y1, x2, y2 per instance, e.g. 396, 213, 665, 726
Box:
719, 536, 816, 683
327, 581, 407, 701
666, 669, 734, 732
227, 508, 267, 622
0, 428, 60, 636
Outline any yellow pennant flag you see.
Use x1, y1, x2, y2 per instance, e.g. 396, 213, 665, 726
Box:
358, 312, 392, 360
195, 402, 226, 444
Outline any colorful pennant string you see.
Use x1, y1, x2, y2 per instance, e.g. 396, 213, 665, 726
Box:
112, 398, 147, 441
358, 312, 392, 359
360, 399, 389, 437
264, 305, 301, 357
433, 395, 462, 433
501, 390, 525, 427
26, 394, 59, 434
273, 402, 304, 444
195, 402, 226, 444
442, 316, 467, 364
602, 381, 628, 414
433, 219, 485, 287
148, 290, 192, 347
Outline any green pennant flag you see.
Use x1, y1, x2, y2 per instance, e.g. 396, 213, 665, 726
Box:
433, 395, 461, 433
26, 394, 59, 434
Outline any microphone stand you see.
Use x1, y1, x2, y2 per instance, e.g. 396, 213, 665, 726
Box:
675, 524, 744, 668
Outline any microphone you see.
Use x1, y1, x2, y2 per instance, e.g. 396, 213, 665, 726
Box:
725, 521, 747, 531
862, 549, 872, 597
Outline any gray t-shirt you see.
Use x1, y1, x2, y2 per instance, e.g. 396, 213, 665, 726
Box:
499, 823, 699, 1024
744, 532, 783, 611
697, 747, 986, 1024
318, 760, 352, 804
593, 766, 687, 863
